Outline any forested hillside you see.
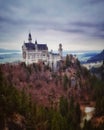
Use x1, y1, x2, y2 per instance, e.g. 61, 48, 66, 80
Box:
0, 55, 104, 130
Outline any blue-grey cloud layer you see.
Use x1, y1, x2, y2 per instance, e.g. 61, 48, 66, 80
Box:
0, 0, 104, 49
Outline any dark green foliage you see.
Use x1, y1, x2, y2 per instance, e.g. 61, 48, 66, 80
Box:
74, 102, 81, 124
65, 54, 71, 67
83, 120, 93, 130
95, 95, 104, 116
67, 97, 81, 130
76, 59, 81, 69
90, 77, 104, 116
51, 112, 67, 130
59, 96, 68, 117
1, 61, 104, 130
0, 70, 82, 130
69, 96, 74, 113
63, 74, 69, 90
82, 67, 90, 78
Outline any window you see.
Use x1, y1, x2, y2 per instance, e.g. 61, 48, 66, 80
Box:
43, 54, 45, 56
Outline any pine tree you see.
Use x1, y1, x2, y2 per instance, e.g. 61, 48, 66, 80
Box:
63, 74, 69, 90
59, 96, 68, 117
65, 54, 71, 67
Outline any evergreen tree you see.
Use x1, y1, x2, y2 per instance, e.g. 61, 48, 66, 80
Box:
65, 54, 71, 67
59, 96, 68, 117
63, 74, 69, 90
83, 120, 93, 130
51, 112, 67, 130
74, 102, 81, 125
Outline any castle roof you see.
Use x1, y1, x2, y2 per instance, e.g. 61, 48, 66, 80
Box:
24, 42, 48, 50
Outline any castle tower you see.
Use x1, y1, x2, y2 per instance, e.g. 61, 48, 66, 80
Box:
58, 43, 63, 58
35, 40, 38, 50
28, 33, 32, 43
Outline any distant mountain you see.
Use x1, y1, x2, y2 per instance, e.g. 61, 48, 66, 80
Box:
0, 48, 20, 53
87, 50, 104, 63
0, 48, 22, 63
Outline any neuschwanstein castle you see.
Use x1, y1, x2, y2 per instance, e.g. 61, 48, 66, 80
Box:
22, 33, 63, 68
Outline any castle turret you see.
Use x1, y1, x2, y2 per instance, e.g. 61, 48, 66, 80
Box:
35, 40, 38, 50
58, 43, 63, 58
28, 33, 32, 43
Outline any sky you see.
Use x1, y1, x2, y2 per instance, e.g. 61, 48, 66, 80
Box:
0, 0, 104, 51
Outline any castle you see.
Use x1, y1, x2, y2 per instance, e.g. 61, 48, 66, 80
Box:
22, 33, 63, 68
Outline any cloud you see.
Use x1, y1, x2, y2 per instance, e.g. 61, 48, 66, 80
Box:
88, 0, 104, 4
0, 0, 104, 50
69, 21, 104, 39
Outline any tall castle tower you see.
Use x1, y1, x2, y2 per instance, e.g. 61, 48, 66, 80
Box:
58, 43, 63, 58
28, 33, 32, 43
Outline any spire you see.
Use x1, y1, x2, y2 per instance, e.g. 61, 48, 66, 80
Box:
59, 43, 62, 52
35, 39, 38, 51
35, 39, 37, 44
58, 43, 63, 58
28, 33, 32, 42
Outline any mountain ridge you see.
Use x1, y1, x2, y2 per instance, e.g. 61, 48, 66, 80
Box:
0, 48, 20, 52
87, 49, 104, 63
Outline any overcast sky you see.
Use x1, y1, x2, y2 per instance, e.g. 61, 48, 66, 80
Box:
0, 0, 104, 51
